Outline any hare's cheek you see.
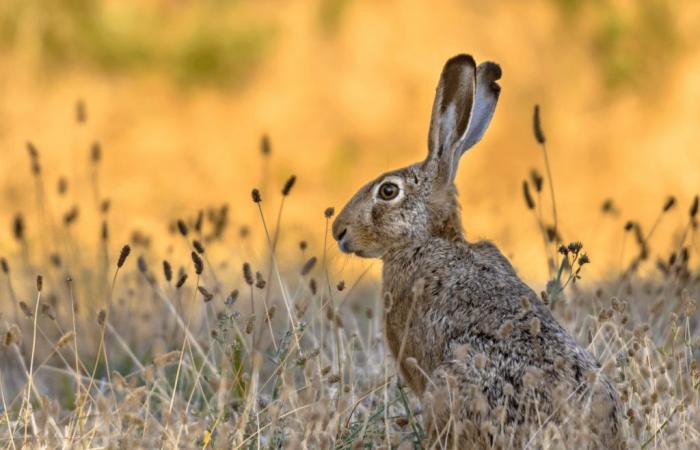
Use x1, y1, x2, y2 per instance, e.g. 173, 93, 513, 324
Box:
370, 204, 385, 227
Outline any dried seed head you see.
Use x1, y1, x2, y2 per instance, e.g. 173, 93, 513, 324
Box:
282, 175, 296, 196
36, 275, 43, 292
663, 196, 676, 212
19, 301, 33, 318
175, 274, 188, 289
690, 195, 699, 219
198, 286, 214, 302
245, 316, 255, 334
191, 251, 203, 275
154, 351, 180, 367
522, 181, 535, 210
117, 245, 131, 268
192, 240, 205, 254
301, 256, 317, 276
260, 134, 271, 156
324, 207, 335, 218
0, 258, 9, 274
162, 260, 172, 282
177, 220, 188, 237
76, 99, 86, 123
624, 220, 635, 232
137, 256, 148, 274
337, 280, 345, 291
41, 304, 55, 320
57, 331, 75, 348
243, 263, 254, 285
529, 169, 543, 192
309, 278, 317, 295
498, 320, 514, 339
299, 240, 307, 251
26, 142, 41, 175
91, 142, 101, 163
219, 292, 236, 309
533, 104, 546, 144
57, 177, 68, 195
97, 310, 106, 325
251, 189, 262, 203
255, 271, 266, 289
13, 214, 24, 241
194, 210, 203, 233
101, 221, 109, 241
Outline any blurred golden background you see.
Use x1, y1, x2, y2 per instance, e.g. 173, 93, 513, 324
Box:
1, 0, 699, 282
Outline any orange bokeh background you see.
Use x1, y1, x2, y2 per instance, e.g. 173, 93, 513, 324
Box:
1, 0, 699, 284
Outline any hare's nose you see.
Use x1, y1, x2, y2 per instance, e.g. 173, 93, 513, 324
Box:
334, 227, 347, 242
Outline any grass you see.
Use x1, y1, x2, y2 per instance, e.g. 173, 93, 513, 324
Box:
0, 108, 699, 449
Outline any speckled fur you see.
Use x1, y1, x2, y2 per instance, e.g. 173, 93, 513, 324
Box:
332, 55, 624, 449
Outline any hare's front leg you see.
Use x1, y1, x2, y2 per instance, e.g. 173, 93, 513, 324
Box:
421, 361, 501, 450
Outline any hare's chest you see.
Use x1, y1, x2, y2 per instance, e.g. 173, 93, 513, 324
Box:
383, 298, 445, 394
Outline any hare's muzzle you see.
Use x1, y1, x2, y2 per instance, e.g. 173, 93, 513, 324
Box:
331, 217, 352, 253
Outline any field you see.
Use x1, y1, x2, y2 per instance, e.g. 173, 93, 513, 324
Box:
1, 1, 700, 449
0, 133, 699, 448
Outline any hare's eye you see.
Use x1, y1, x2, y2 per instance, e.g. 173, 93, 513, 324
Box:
377, 182, 399, 201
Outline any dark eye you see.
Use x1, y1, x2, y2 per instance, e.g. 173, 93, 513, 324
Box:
378, 182, 399, 201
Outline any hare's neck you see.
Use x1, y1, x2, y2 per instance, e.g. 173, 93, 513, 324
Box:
430, 189, 465, 242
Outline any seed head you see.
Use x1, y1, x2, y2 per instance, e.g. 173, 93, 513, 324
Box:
193, 240, 205, 254
255, 272, 266, 289
243, 263, 254, 285
301, 256, 317, 276
337, 280, 345, 291
282, 175, 296, 196
117, 245, 131, 268
529, 169, 543, 192
162, 260, 172, 282
36, 275, 43, 292
225, 289, 239, 306
533, 104, 546, 145
663, 196, 676, 212
97, 310, 106, 326
198, 286, 214, 302
19, 301, 33, 318
177, 220, 189, 237
91, 142, 101, 163
13, 214, 24, 241
175, 274, 188, 289
522, 181, 535, 210
76, 99, 86, 123
191, 251, 204, 275
260, 134, 271, 156
251, 189, 262, 203
690, 195, 699, 219
324, 207, 335, 218
137, 256, 148, 274
498, 320, 514, 339
299, 240, 307, 251
101, 221, 109, 241
1, 258, 9, 274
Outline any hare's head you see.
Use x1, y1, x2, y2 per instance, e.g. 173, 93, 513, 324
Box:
332, 54, 501, 258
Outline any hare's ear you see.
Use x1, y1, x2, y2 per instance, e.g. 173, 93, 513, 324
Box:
424, 55, 501, 184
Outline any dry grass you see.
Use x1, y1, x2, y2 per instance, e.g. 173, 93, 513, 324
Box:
1, 122, 699, 449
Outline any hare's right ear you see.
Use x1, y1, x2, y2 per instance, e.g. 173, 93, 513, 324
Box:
424, 55, 501, 185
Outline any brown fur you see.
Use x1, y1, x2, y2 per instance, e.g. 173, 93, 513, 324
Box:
332, 54, 624, 449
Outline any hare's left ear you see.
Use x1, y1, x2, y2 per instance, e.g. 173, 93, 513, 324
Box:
424, 55, 501, 184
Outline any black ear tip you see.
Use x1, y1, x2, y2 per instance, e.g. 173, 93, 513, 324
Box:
445, 54, 476, 69
481, 62, 502, 81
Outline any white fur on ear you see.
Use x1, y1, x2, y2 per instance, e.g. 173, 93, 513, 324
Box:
426, 54, 477, 183
462, 62, 501, 152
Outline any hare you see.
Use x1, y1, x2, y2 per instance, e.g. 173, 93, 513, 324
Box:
332, 55, 624, 449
